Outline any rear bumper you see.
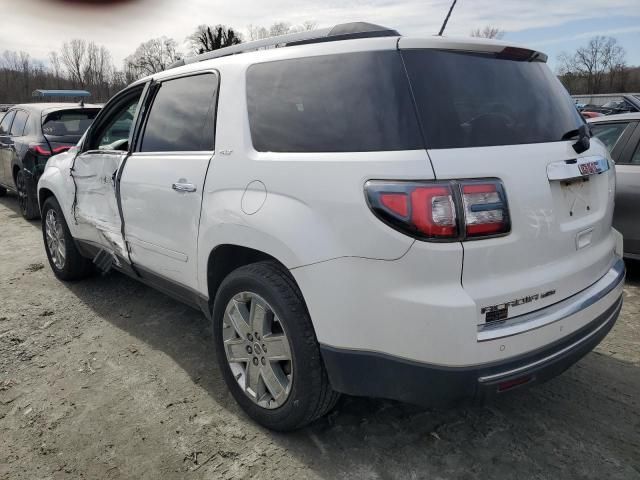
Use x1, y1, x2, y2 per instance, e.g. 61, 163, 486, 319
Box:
320, 261, 625, 406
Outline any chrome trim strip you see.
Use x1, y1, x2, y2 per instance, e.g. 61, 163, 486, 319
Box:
478, 258, 625, 342
478, 297, 621, 383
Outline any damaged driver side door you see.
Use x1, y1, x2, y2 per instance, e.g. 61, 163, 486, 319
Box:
70, 85, 146, 264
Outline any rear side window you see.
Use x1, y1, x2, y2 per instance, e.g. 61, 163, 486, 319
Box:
10, 110, 28, 136
402, 50, 585, 149
246, 51, 423, 152
590, 122, 630, 151
631, 143, 640, 165
42, 109, 99, 137
0, 111, 15, 135
140, 73, 218, 152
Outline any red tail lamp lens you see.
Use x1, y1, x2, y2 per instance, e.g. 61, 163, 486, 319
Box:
380, 193, 409, 218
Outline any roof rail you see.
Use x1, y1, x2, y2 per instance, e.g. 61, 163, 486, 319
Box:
169, 22, 400, 69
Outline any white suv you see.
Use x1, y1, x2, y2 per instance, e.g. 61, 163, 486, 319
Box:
37, 22, 625, 431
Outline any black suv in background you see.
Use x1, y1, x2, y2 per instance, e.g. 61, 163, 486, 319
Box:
0, 103, 100, 219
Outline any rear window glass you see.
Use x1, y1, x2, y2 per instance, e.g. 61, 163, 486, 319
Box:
590, 122, 630, 151
42, 109, 99, 137
139, 73, 218, 152
402, 50, 585, 149
246, 51, 423, 152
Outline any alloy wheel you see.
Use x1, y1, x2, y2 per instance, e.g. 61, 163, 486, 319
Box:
45, 209, 66, 270
222, 292, 293, 409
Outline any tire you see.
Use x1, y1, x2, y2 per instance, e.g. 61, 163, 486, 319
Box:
213, 261, 339, 431
0, 185, 6, 197
41, 196, 93, 281
16, 169, 39, 220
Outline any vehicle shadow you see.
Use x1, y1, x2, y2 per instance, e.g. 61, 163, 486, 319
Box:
60, 270, 640, 479
0, 192, 40, 228
625, 258, 640, 286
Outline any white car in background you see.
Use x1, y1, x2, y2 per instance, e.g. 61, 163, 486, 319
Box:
37, 22, 625, 431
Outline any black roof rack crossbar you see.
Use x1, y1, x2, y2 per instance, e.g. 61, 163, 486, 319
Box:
169, 22, 400, 69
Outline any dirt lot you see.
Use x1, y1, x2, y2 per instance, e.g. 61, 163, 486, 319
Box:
0, 194, 639, 480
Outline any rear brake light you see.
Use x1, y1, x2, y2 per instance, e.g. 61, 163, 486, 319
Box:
365, 179, 510, 242
28, 144, 70, 156
29, 143, 52, 156
52, 146, 71, 154
410, 186, 457, 237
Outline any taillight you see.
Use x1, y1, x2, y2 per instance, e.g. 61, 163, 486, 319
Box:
29, 143, 52, 156
52, 145, 71, 155
28, 143, 70, 157
461, 182, 509, 237
365, 179, 510, 242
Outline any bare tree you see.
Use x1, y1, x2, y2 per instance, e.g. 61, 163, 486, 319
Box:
246, 20, 317, 41
470, 26, 505, 39
247, 24, 270, 41
125, 37, 181, 77
558, 36, 626, 94
61, 39, 87, 87
188, 25, 242, 54
48, 51, 63, 88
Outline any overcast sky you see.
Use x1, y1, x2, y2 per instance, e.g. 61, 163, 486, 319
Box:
1, 0, 639, 70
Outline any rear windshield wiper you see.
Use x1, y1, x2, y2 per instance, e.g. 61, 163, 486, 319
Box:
562, 124, 591, 154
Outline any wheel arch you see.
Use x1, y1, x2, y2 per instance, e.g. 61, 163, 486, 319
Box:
38, 187, 56, 212
206, 244, 293, 311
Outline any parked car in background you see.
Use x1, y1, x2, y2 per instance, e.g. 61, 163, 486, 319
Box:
589, 113, 640, 259
581, 111, 604, 119
0, 101, 100, 219
579, 94, 640, 117
38, 23, 625, 431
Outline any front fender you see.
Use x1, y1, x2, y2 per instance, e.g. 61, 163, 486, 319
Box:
37, 151, 78, 233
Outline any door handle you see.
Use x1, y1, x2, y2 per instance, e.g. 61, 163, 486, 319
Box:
172, 182, 197, 193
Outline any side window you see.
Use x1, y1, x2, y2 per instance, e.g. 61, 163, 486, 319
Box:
10, 111, 29, 136
591, 122, 630, 152
246, 52, 422, 152
87, 90, 143, 151
139, 73, 217, 152
0, 111, 15, 135
97, 101, 139, 149
631, 142, 640, 165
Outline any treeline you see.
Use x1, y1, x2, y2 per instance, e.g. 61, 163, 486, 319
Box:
557, 35, 640, 94
0, 20, 316, 104
3, 25, 639, 104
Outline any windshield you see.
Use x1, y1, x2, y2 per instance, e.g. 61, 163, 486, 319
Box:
402, 50, 584, 149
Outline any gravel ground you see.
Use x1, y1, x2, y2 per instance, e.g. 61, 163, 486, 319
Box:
0, 193, 639, 480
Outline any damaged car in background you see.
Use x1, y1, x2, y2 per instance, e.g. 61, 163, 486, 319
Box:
0, 90, 100, 219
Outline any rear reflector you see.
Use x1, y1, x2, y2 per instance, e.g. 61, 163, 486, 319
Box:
497, 375, 533, 392
365, 178, 510, 242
